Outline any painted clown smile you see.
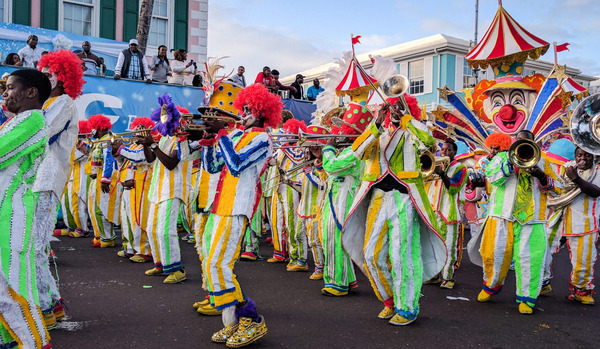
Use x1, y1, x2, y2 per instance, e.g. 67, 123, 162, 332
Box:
493, 109, 526, 133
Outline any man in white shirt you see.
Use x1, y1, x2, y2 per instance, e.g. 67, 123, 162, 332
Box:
18, 35, 45, 68
228, 66, 246, 87
114, 39, 152, 83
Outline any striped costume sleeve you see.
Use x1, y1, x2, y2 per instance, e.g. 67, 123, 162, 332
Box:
352, 122, 381, 160
322, 145, 359, 176
485, 152, 513, 187
406, 118, 436, 151
101, 148, 117, 183
447, 163, 467, 195
201, 144, 225, 174
217, 132, 270, 177
178, 139, 202, 162
117, 145, 148, 163
0, 110, 47, 170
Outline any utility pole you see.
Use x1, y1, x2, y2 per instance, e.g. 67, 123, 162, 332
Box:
136, 0, 155, 54
473, 0, 479, 84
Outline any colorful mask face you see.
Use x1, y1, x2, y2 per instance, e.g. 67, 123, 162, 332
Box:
483, 88, 536, 135
41, 67, 58, 90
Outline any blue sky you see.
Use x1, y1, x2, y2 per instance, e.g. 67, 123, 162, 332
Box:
207, 0, 600, 80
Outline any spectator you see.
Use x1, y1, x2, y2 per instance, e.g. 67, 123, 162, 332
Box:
77, 41, 106, 76
271, 69, 296, 96
114, 39, 152, 83
307, 78, 324, 101
150, 45, 172, 83
17, 35, 45, 68
254, 66, 276, 92
290, 74, 304, 99
169, 49, 196, 85
4, 53, 23, 66
192, 74, 203, 87
228, 65, 246, 87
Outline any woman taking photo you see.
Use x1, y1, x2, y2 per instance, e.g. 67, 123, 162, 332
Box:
169, 49, 196, 85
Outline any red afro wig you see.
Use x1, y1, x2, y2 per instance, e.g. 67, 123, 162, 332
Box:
282, 119, 307, 135
233, 84, 283, 128
87, 114, 113, 131
485, 132, 512, 151
38, 50, 85, 99
383, 94, 422, 127
176, 106, 190, 114
131, 117, 155, 130
78, 120, 91, 134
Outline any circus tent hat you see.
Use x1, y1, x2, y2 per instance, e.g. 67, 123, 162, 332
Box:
335, 35, 378, 104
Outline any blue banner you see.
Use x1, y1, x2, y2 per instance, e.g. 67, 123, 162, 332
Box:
1, 65, 206, 133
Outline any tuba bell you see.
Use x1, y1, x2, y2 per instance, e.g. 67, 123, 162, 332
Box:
382, 75, 409, 97
508, 138, 541, 170
570, 92, 600, 155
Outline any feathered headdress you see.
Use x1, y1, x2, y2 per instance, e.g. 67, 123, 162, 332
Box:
201, 56, 231, 105
78, 120, 91, 134
38, 49, 85, 99
233, 84, 283, 128
150, 93, 180, 136
87, 114, 112, 131
283, 119, 307, 135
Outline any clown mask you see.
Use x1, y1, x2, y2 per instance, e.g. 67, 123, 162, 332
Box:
483, 88, 536, 135
41, 67, 58, 90
241, 106, 257, 129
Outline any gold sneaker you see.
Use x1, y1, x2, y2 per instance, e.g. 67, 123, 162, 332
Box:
266, 257, 286, 263
212, 324, 239, 343
477, 290, 492, 302
100, 240, 115, 248
518, 303, 533, 314
226, 316, 267, 348
163, 270, 187, 284
540, 284, 552, 295
572, 292, 595, 305
144, 267, 164, 276
193, 299, 211, 309
388, 313, 415, 326
309, 270, 323, 280
440, 280, 455, 289
197, 304, 222, 316
378, 307, 395, 319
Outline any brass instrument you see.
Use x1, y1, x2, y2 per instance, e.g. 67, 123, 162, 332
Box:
508, 139, 541, 170
90, 128, 153, 146
420, 151, 450, 179
298, 130, 358, 142
549, 93, 600, 209
263, 159, 315, 193
179, 112, 240, 133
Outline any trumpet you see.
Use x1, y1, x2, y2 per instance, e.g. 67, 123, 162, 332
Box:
508, 139, 541, 170
420, 151, 450, 179
179, 112, 239, 133
298, 130, 358, 142
90, 128, 153, 146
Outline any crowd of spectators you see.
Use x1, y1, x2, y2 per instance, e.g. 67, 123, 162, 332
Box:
2, 36, 325, 100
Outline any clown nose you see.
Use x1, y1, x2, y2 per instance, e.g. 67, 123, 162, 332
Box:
498, 104, 517, 120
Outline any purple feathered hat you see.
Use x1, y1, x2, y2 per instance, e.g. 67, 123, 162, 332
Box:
150, 93, 180, 136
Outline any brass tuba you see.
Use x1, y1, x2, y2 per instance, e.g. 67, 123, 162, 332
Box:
508, 139, 541, 170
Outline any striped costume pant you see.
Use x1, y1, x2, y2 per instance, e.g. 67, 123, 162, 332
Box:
32, 191, 61, 312
290, 215, 309, 265
147, 199, 183, 273
480, 217, 548, 307
88, 181, 114, 242
242, 226, 260, 255
119, 189, 150, 256
363, 189, 422, 320
201, 214, 248, 310
0, 279, 50, 349
565, 232, 598, 291
305, 215, 324, 270
439, 221, 464, 282
269, 193, 288, 260
321, 196, 356, 293
61, 186, 90, 235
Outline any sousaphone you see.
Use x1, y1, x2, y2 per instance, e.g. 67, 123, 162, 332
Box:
570, 92, 600, 155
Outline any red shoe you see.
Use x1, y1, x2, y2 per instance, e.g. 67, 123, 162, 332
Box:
241, 252, 258, 261
265, 237, 272, 244
92, 238, 101, 248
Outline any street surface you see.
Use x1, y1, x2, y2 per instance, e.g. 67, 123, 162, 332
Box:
50, 233, 599, 348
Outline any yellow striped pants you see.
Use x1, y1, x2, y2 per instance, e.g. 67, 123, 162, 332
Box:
146, 199, 183, 273
202, 214, 248, 311
565, 231, 598, 291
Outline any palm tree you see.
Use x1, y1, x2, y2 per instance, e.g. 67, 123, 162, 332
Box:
136, 0, 155, 54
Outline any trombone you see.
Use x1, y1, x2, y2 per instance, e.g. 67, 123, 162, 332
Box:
263, 159, 315, 193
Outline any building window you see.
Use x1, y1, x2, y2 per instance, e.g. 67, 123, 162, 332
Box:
148, 0, 169, 48
409, 60, 424, 95
463, 58, 476, 89
0, 0, 10, 22
61, 0, 97, 36
463, 58, 473, 76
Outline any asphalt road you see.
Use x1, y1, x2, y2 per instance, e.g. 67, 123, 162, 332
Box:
49, 232, 599, 348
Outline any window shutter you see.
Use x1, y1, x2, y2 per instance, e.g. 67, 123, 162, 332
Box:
12, 0, 31, 25
40, 0, 58, 30
123, 0, 139, 42
100, 0, 116, 39
424, 56, 433, 94
455, 55, 464, 91
399, 62, 408, 77
173, 0, 189, 51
